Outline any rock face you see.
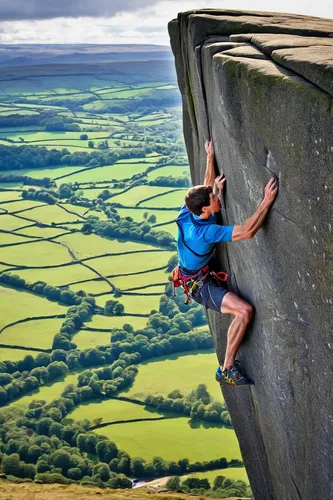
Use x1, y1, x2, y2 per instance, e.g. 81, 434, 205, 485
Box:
168, 10, 333, 500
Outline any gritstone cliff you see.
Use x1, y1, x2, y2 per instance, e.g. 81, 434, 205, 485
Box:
168, 10, 333, 500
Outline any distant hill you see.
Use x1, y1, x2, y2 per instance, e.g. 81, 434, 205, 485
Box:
0, 44, 173, 67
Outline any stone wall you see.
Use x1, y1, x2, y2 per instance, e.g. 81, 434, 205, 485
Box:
168, 10, 333, 500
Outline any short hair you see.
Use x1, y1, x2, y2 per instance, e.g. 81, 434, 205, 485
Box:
184, 185, 212, 216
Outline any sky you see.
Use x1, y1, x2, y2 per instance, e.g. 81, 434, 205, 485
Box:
0, 0, 332, 45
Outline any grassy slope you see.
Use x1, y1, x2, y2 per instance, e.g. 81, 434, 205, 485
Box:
0, 481, 250, 500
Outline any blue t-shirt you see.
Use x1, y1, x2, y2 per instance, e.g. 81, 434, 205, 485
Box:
176, 204, 234, 271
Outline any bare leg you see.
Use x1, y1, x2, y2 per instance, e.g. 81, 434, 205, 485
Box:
220, 292, 253, 371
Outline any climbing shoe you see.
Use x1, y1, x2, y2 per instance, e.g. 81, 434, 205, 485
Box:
215, 364, 254, 387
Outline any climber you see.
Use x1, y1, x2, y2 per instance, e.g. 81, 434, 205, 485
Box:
174, 139, 278, 387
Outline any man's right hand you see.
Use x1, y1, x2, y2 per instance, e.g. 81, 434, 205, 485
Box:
263, 177, 278, 206
205, 140, 214, 157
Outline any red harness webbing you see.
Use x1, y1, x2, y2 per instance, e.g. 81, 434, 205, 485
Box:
172, 265, 228, 305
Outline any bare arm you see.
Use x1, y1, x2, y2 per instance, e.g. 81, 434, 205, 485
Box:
204, 140, 216, 189
232, 178, 278, 241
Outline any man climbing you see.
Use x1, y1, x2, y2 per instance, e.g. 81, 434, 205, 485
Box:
174, 140, 278, 387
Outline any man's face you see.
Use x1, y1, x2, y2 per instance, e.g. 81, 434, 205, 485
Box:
203, 192, 221, 216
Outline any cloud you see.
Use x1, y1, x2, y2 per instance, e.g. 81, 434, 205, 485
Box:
0, 0, 331, 45
0, 0, 159, 21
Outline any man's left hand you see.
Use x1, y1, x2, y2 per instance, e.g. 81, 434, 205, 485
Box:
215, 174, 226, 193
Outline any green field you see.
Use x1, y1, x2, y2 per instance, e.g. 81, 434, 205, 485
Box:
182, 467, 248, 484
123, 351, 221, 402
116, 208, 179, 224
0, 318, 64, 350
147, 165, 189, 180
54, 233, 159, 259
0, 286, 67, 331
111, 186, 174, 206
17, 264, 97, 287
95, 293, 162, 314
87, 250, 172, 276
16, 226, 71, 238
0, 240, 72, 266
85, 315, 148, 331
1, 165, 85, 180
0, 348, 43, 362
140, 189, 186, 209
95, 417, 241, 462
67, 398, 160, 424
0, 232, 36, 246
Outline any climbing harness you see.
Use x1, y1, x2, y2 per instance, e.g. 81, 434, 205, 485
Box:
172, 265, 228, 305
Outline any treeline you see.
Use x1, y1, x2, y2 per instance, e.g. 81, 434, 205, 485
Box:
0, 273, 92, 307
144, 384, 232, 427
81, 214, 176, 249
148, 175, 190, 188
0, 144, 147, 172
22, 187, 58, 204
0, 174, 53, 188
108, 454, 242, 479
166, 475, 251, 499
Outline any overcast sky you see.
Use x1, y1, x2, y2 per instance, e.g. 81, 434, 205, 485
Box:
0, 0, 332, 45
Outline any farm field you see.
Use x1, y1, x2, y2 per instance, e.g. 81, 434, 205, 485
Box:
0, 62, 247, 488
95, 417, 241, 462
0, 286, 67, 331
67, 398, 161, 424
0, 318, 64, 350
123, 351, 222, 402
183, 467, 249, 484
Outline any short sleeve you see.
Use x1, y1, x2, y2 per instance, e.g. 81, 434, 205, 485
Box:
202, 224, 234, 243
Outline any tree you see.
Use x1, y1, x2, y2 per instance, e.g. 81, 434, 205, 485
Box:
88, 140, 95, 148
213, 475, 226, 490
166, 476, 181, 490
47, 361, 68, 381
2, 453, 22, 477
96, 440, 118, 463
80, 134, 88, 140
49, 449, 71, 474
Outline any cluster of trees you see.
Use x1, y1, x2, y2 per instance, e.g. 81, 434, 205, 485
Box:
0, 273, 91, 307
44, 119, 80, 132
144, 384, 232, 426
0, 356, 69, 407
0, 110, 66, 128
148, 175, 190, 188
166, 475, 251, 498
21, 187, 58, 204
81, 214, 176, 249
0, 143, 148, 172
52, 297, 96, 351
0, 406, 131, 488
0, 174, 53, 188
108, 454, 241, 479
104, 299, 124, 316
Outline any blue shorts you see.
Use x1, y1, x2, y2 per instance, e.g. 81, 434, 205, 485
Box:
181, 266, 229, 313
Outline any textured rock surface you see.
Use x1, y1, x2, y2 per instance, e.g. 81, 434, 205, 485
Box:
168, 10, 333, 500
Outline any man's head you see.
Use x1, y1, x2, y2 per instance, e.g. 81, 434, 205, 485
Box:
185, 185, 221, 218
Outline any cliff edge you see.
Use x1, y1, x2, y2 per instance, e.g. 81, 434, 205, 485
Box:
168, 10, 333, 500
